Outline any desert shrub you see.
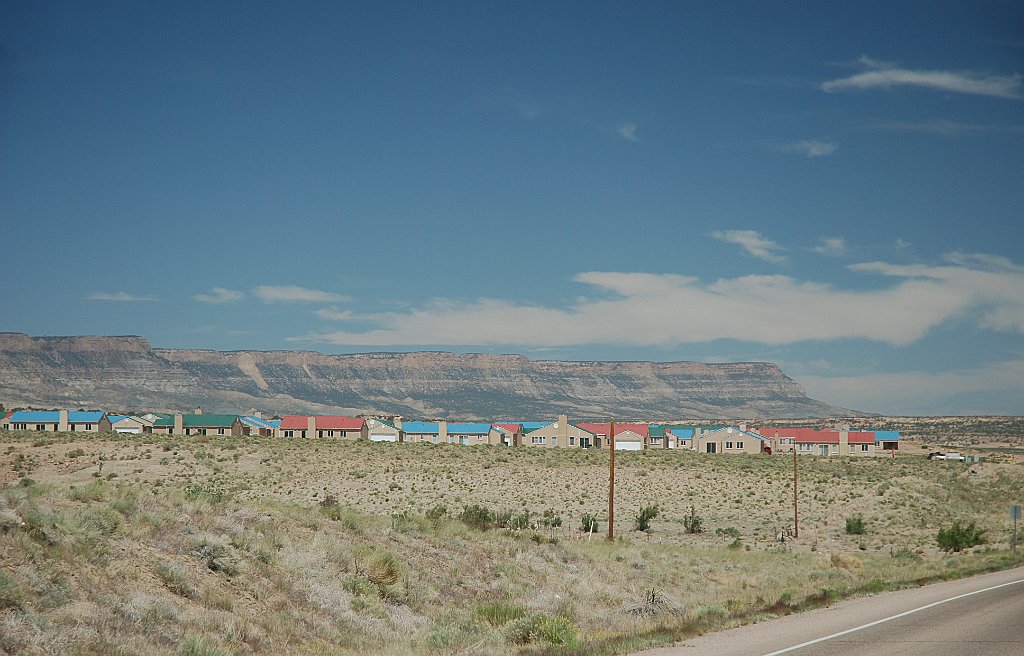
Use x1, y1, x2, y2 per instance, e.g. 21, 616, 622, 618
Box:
845, 514, 866, 535
0, 508, 24, 533
0, 570, 24, 610
682, 505, 703, 534
68, 448, 86, 458
177, 634, 229, 656
69, 480, 108, 503
541, 509, 562, 528
319, 493, 339, 508
507, 510, 532, 530
937, 520, 987, 552
366, 551, 402, 589
715, 527, 741, 538
425, 504, 447, 521
580, 513, 599, 534
474, 600, 527, 626
503, 613, 578, 646
727, 537, 743, 550
634, 504, 659, 532
459, 504, 495, 531
155, 562, 196, 599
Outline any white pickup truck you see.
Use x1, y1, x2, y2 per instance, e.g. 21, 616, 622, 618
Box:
928, 451, 966, 461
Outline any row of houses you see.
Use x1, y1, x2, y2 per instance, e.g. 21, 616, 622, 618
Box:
0, 409, 901, 456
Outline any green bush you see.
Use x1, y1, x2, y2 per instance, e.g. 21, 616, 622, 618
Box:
845, 514, 866, 535
682, 505, 703, 534
580, 513, 599, 534
936, 520, 986, 552
459, 504, 495, 531
474, 600, 527, 627
634, 504, 659, 532
503, 613, 578, 646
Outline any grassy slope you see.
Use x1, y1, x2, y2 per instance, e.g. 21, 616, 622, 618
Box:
1, 431, 1022, 655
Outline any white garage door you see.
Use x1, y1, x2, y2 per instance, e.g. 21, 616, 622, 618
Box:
615, 441, 643, 451
370, 433, 396, 442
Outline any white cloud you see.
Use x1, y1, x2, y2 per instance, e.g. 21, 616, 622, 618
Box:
87, 291, 158, 302
709, 229, 787, 264
822, 55, 1022, 99
618, 122, 640, 142
292, 252, 1024, 348
813, 237, 847, 256
800, 359, 1024, 416
782, 140, 838, 157
315, 307, 353, 321
253, 285, 350, 304
193, 287, 245, 304
873, 119, 1024, 136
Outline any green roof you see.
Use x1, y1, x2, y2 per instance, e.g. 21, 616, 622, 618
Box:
153, 414, 239, 428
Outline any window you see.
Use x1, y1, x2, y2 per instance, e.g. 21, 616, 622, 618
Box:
737, 442, 743, 449
70, 425, 76, 431
725, 442, 733, 449
284, 430, 294, 438
861, 444, 869, 452
831, 445, 838, 453
798, 443, 811, 451
85, 424, 92, 430
569, 437, 576, 446
36, 424, 45, 431
478, 435, 485, 441
553, 437, 558, 446
199, 428, 207, 436
340, 431, 347, 438
531, 435, 547, 444
218, 428, 226, 435
15, 423, 27, 430
651, 437, 661, 445
850, 444, 856, 454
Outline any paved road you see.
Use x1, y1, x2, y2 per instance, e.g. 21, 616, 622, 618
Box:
635, 565, 1024, 656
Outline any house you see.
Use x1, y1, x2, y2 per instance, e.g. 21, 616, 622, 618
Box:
446, 423, 497, 445
756, 426, 888, 457
521, 417, 597, 448
108, 415, 149, 434
576, 422, 649, 450
2, 410, 111, 433
366, 418, 403, 442
151, 414, 247, 436
493, 423, 525, 446
277, 416, 368, 439
694, 426, 767, 454
241, 415, 278, 437
402, 421, 441, 444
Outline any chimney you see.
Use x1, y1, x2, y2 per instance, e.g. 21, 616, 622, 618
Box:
839, 423, 850, 455
173, 413, 184, 435
58, 409, 69, 432
558, 415, 568, 448
393, 416, 403, 429
438, 420, 448, 444
308, 415, 317, 438
739, 422, 747, 432
252, 410, 262, 419
194, 407, 203, 415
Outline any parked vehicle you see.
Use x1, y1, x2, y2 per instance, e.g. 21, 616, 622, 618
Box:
928, 451, 966, 461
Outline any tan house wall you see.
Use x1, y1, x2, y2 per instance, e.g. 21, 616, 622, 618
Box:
523, 417, 595, 448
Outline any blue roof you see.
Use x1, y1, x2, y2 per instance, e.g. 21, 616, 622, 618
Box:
873, 430, 901, 441
447, 423, 491, 434
668, 428, 695, 439
241, 416, 276, 430
403, 421, 439, 434
107, 415, 128, 423
520, 421, 553, 433
7, 411, 104, 423
8, 411, 59, 423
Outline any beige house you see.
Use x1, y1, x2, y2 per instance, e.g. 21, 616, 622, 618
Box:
2, 410, 110, 433
151, 414, 247, 436
522, 416, 598, 448
576, 423, 649, 450
695, 427, 767, 455
366, 418, 403, 442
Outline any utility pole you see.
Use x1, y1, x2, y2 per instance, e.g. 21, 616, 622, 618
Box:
608, 417, 616, 542
793, 445, 799, 538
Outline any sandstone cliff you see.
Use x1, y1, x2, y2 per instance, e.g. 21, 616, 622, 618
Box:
0, 333, 859, 419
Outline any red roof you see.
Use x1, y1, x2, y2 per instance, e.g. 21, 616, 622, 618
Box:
279, 415, 312, 430
494, 423, 521, 433
316, 416, 364, 430
757, 427, 875, 444
577, 423, 649, 438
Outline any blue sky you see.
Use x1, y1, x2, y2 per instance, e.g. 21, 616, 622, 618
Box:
2, 1, 1023, 415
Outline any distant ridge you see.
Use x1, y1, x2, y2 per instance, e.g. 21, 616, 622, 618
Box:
0, 333, 862, 419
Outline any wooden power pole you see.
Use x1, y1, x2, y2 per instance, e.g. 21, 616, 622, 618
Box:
793, 445, 799, 538
608, 417, 616, 541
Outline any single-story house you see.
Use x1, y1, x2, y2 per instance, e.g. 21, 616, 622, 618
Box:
241, 415, 278, 437
576, 423, 649, 450
366, 418, 403, 442
402, 421, 441, 444
521, 417, 596, 448
695, 426, 767, 454
2, 410, 111, 433
446, 423, 497, 445
277, 415, 368, 439
151, 414, 247, 436
108, 415, 149, 434
755, 425, 899, 456
493, 423, 523, 446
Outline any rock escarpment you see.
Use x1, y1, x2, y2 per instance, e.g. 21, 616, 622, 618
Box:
0, 333, 858, 419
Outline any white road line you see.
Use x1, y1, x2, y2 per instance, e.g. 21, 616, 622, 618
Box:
760, 577, 1024, 656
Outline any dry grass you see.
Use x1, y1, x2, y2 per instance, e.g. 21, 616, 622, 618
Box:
0, 430, 1022, 654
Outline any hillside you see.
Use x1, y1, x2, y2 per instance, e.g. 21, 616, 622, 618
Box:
0, 332, 858, 419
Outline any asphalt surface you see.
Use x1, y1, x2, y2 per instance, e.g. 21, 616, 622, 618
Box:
634, 565, 1024, 656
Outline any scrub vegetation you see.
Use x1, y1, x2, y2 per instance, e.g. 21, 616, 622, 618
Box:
1, 429, 1022, 655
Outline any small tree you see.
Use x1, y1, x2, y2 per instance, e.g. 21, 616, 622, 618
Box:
937, 520, 986, 552
634, 504, 659, 532
845, 514, 866, 535
459, 504, 495, 531
581, 513, 599, 534
682, 505, 704, 534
